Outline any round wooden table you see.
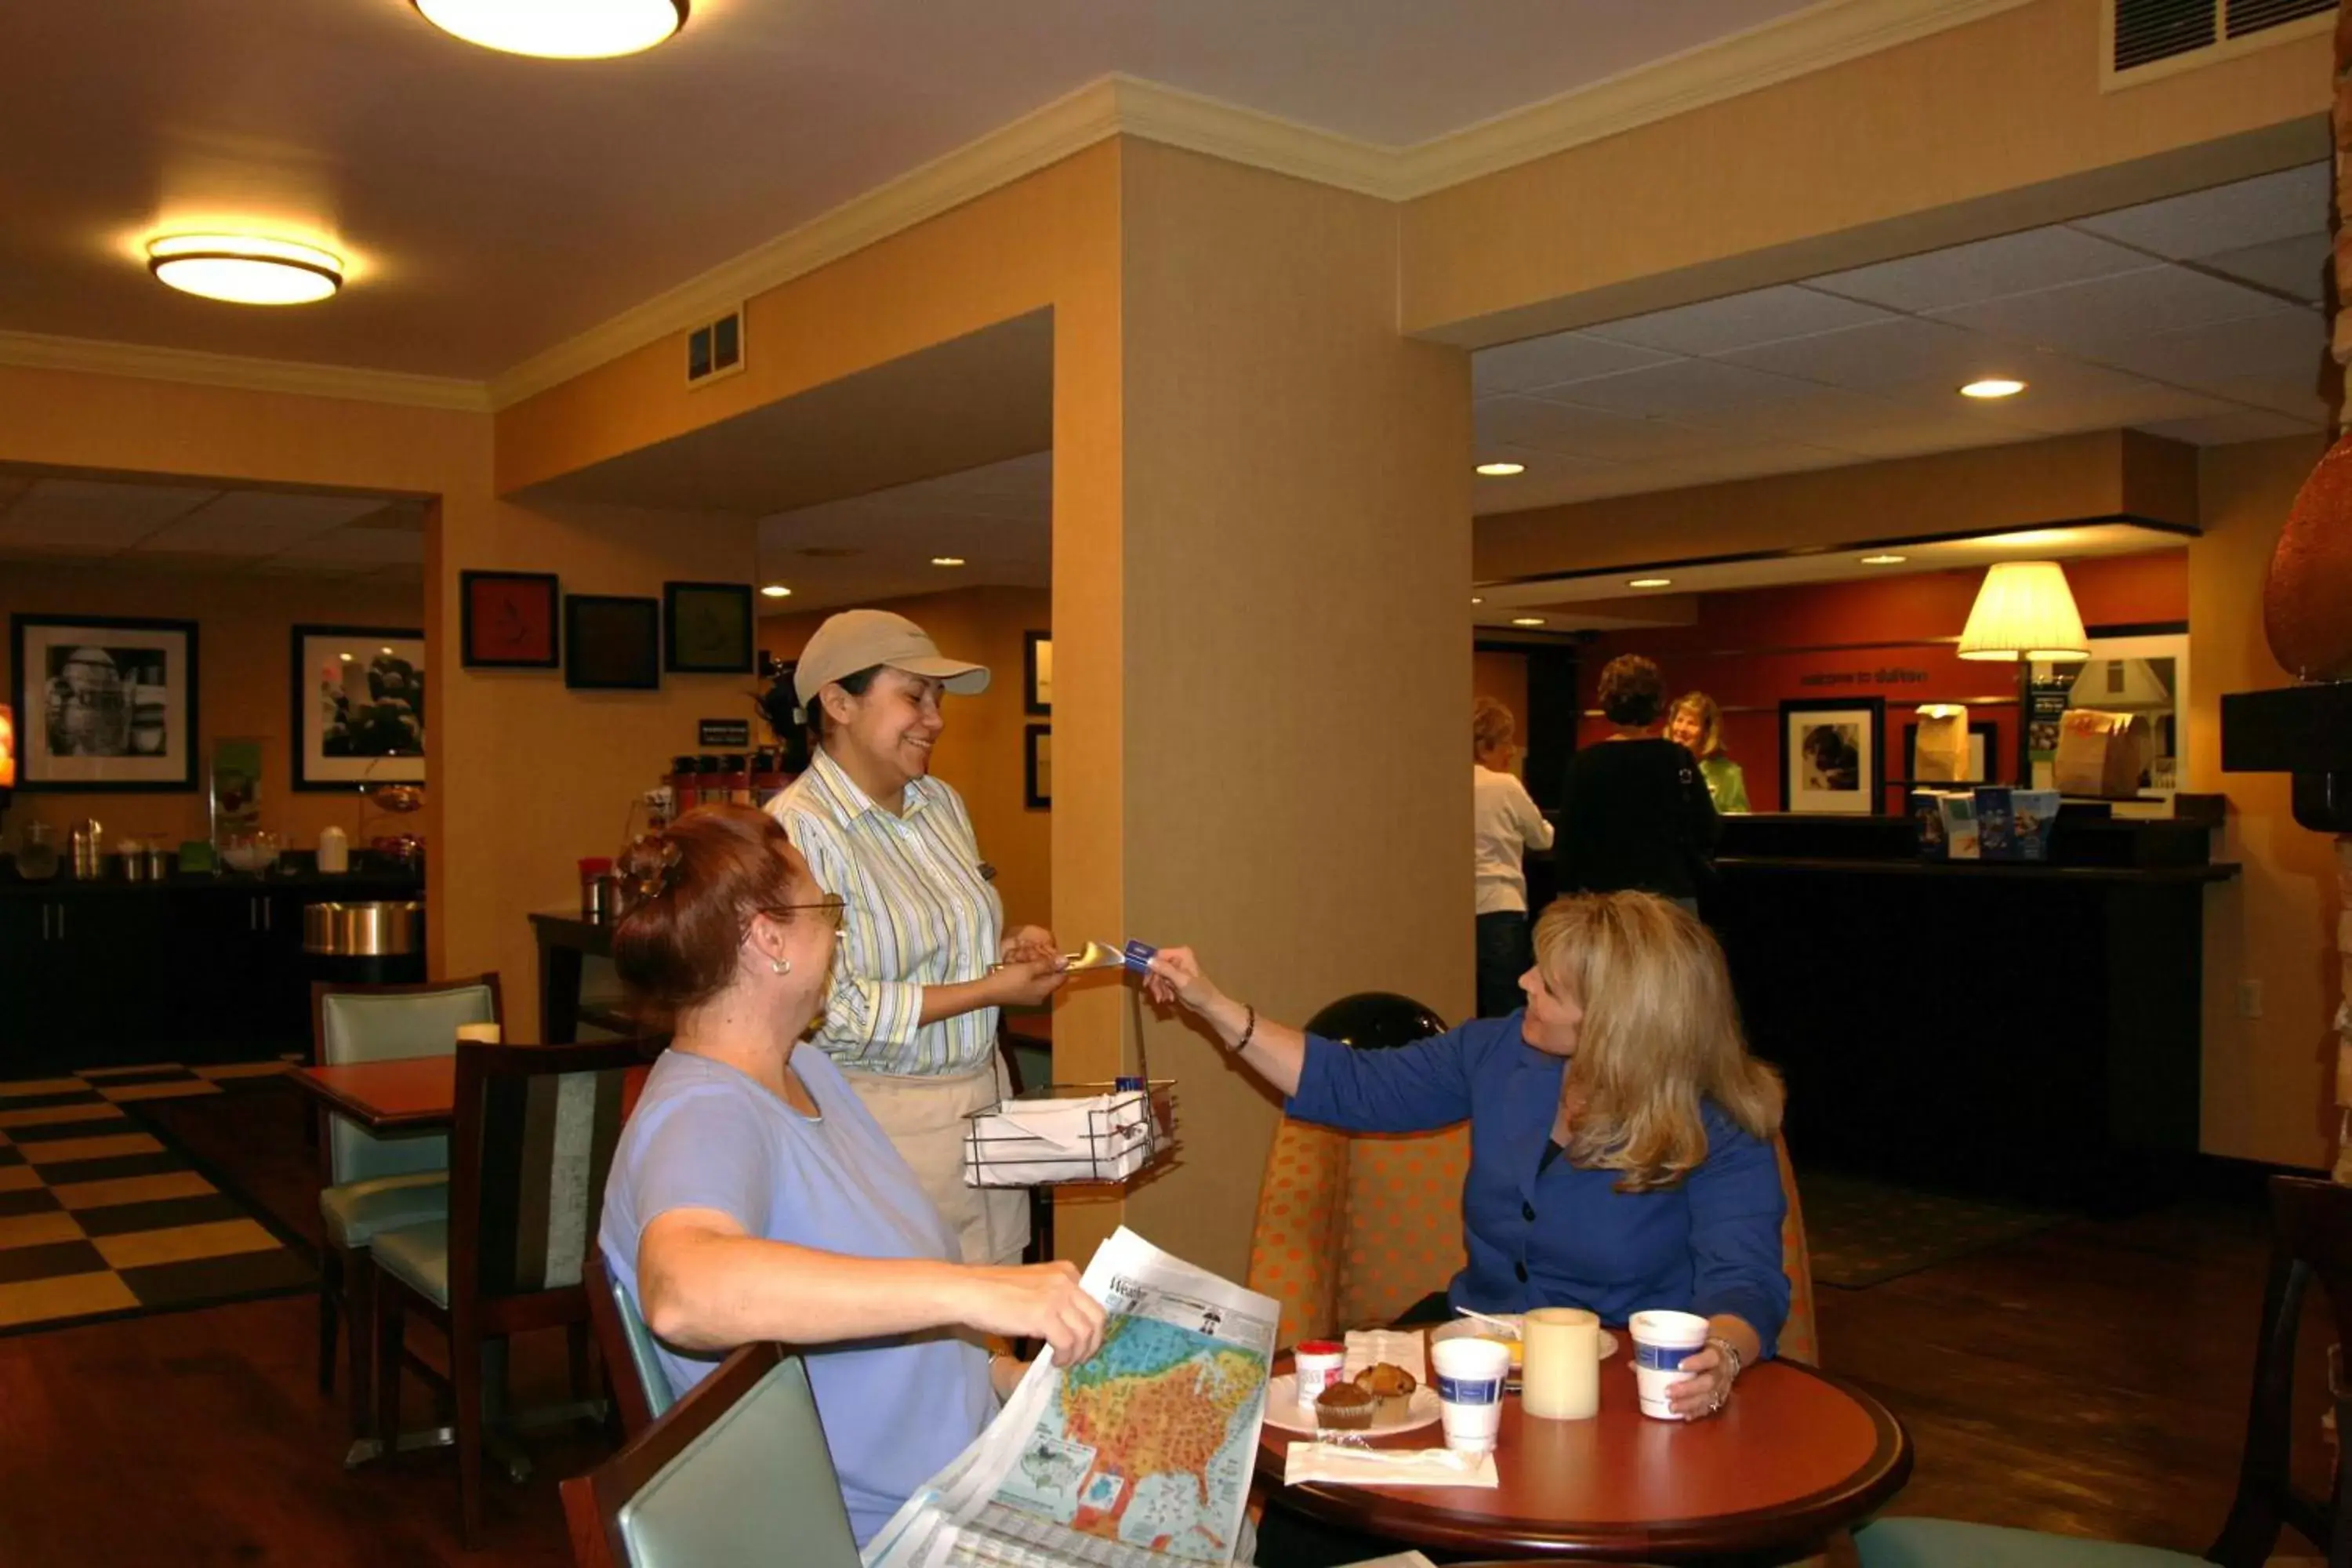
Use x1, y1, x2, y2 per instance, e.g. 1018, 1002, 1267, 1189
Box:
1256, 1353, 1911, 1562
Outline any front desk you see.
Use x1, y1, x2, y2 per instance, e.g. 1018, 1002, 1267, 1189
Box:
1530, 809, 2235, 1210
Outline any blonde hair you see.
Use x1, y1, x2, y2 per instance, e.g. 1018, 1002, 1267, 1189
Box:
1670, 691, 1726, 760
1472, 696, 1517, 758
1534, 891, 1782, 1192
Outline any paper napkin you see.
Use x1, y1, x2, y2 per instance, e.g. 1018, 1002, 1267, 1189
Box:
1343, 1328, 1427, 1384
1283, 1443, 1497, 1490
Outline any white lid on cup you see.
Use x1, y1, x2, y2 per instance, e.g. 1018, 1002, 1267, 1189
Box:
1628, 1309, 1710, 1346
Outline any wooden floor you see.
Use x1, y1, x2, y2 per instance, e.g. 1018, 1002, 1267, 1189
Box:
0, 1083, 2330, 1564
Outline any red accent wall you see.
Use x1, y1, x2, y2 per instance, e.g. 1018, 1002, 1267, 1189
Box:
1576, 550, 2187, 811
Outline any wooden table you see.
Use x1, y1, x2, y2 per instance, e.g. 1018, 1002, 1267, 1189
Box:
294, 1056, 456, 1131
1257, 1352, 1910, 1562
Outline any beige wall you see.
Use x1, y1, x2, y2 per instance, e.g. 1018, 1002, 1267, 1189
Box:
0, 563, 421, 851
760, 586, 1053, 940
2190, 434, 2338, 1170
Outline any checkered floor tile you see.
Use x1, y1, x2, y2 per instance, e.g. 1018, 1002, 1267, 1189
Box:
0, 1062, 314, 1334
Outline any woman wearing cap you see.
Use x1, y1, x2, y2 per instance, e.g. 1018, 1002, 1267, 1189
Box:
769, 609, 1066, 1266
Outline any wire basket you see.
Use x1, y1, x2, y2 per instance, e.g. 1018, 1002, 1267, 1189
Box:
961, 1078, 1178, 1188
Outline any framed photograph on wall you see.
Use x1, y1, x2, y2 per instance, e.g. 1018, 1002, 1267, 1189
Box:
1024, 724, 1051, 809
664, 582, 754, 674
292, 626, 425, 790
1902, 720, 1999, 785
460, 571, 559, 669
1023, 631, 1052, 716
566, 595, 662, 691
1780, 696, 1884, 815
9, 614, 199, 792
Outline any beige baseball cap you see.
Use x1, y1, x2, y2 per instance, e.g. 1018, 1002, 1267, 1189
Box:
792, 609, 991, 706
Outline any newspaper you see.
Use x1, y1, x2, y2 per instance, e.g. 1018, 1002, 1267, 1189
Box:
863, 1227, 1278, 1568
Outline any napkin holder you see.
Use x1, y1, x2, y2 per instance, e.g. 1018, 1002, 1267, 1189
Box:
961, 1079, 1178, 1187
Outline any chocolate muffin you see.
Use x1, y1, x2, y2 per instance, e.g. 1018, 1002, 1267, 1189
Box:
1314, 1381, 1377, 1431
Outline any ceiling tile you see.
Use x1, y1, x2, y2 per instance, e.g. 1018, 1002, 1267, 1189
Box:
1475, 395, 1719, 461
2195, 233, 2331, 303
1470, 454, 1639, 516
1928, 265, 2292, 354
2136, 409, 2328, 445
1532, 358, 1811, 420
269, 528, 425, 566
0, 479, 219, 550
1811, 412, 2042, 460
1720, 317, 2035, 396
1994, 383, 2236, 436
1809, 227, 2154, 313
133, 491, 394, 556
1582, 285, 1893, 357
2072, 162, 2329, 259
2089, 307, 2327, 395
1472, 332, 1680, 395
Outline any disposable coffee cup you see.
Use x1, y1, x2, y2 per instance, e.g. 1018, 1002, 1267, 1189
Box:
1628, 1309, 1711, 1421
1430, 1335, 1512, 1454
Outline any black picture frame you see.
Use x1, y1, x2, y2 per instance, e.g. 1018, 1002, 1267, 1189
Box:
1778, 695, 1885, 815
1024, 724, 1051, 809
1901, 719, 2000, 786
9, 613, 200, 793
663, 581, 754, 675
291, 625, 426, 791
1023, 630, 1051, 717
565, 596, 662, 691
459, 570, 560, 670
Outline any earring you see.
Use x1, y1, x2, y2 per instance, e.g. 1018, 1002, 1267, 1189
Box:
770, 954, 792, 976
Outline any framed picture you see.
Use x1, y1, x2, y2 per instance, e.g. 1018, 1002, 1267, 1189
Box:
460, 571, 559, 669
1024, 724, 1051, 809
9, 615, 199, 792
1024, 631, 1052, 716
664, 582, 754, 674
1902, 720, 1999, 785
1780, 696, 1884, 815
567, 595, 662, 691
292, 626, 425, 790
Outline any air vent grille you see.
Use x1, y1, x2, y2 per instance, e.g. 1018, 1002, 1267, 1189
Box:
2226, 0, 2332, 36
2114, 0, 2216, 69
2109, 0, 2332, 76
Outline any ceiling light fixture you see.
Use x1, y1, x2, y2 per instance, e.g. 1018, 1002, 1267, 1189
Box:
1511, 616, 1546, 627
412, 0, 688, 58
1475, 462, 1526, 477
931, 557, 966, 568
146, 234, 343, 305
1471, 597, 1485, 605
759, 584, 792, 599
1628, 577, 1672, 589
1860, 554, 1907, 565
1959, 378, 2026, 400
339, 653, 354, 662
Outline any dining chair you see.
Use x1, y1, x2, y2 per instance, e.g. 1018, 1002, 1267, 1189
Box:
584, 1247, 675, 1440
560, 1341, 858, 1568
311, 972, 501, 1431
370, 1034, 651, 1545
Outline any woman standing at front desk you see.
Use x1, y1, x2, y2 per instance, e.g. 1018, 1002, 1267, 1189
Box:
771, 610, 1066, 1265
1147, 891, 1787, 1419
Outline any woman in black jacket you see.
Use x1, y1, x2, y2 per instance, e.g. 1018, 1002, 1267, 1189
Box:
1558, 654, 1719, 909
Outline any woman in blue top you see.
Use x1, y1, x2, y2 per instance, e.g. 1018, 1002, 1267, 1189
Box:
597, 804, 1106, 1545
1145, 889, 1788, 1420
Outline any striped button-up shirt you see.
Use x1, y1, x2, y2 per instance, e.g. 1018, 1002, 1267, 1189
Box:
769, 747, 1004, 1076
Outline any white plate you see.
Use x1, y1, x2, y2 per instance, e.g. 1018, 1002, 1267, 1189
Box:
1261, 1374, 1442, 1437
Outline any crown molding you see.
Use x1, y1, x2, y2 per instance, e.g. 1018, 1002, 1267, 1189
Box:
0, 329, 491, 412
1104, 74, 1403, 198
1392, 0, 2037, 197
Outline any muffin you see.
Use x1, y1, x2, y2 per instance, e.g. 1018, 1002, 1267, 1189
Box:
1314, 1381, 1378, 1431
1353, 1363, 1417, 1419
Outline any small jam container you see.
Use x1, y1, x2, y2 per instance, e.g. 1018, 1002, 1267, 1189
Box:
1294, 1340, 1347, 1409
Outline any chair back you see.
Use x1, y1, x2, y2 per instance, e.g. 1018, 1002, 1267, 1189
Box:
2209, 1174, 2352, 1568
561, 1341, 858, 1568
449, 1036, 650, 1306
1774, 1133, 1819, 1365
585, 1248, 676, 1439
313, 975, 501, 1185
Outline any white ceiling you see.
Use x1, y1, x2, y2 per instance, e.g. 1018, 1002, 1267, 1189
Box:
1471, 163, 2332, 512
757, 454, 1053, 612
0, 473, 424, 582
2, 0, 1809, 379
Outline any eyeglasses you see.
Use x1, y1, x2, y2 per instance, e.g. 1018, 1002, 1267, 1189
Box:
763, 895, 847, 931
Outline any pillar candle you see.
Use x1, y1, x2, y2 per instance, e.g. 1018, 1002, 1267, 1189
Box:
1521, 1306, 1599, 1421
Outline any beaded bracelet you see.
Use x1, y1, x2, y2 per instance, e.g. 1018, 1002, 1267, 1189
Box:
1232, 1004, 1258, 1054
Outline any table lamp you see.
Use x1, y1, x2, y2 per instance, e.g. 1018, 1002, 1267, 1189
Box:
1956, 561, 2089, 662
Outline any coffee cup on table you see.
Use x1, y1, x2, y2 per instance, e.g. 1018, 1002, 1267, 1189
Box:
1629, 1309, 1711, 1420
1430, 1335, 1512, 1454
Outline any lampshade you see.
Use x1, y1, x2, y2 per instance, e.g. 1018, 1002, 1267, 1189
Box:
1957, 561, 2089, 662
0, 702, 14, 790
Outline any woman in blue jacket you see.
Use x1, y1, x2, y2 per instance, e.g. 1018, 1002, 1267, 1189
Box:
1145, 889, 1788, 1420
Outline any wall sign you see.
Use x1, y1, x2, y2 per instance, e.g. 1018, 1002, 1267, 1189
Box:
699, 719, 751, 747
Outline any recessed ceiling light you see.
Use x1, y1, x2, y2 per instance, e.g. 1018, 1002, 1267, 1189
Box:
339, 653, 354, 662
1470, 597, 1485, 605
147, 234, 343, 305
931, 557, 966, 568
1860, 554, 1907, 565
759, 584, 792, 599
381, 647, 394, 655
1511, 616, 1546, 627
1475, 462, 1526, 477
412, 0, 688, 58
1959, 378, 2026, 400
1628, 577, 1672, 589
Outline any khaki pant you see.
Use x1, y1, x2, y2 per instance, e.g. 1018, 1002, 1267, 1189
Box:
841, 1055, 1031, 1267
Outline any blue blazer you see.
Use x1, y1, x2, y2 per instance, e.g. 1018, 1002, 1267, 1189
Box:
1287, 1011, 1790, 1357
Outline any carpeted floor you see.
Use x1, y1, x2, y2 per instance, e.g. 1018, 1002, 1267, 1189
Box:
1803, 1170, 2071, 1289
0, 1062, 316, 1335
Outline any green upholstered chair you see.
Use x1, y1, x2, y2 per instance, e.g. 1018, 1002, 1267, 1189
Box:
371, 1034, 650, 1545
1853, 1519, 2202, 1566
584, 1246, 676, 1439
561, 1341, 858, 1568
311, 974, 501, 1430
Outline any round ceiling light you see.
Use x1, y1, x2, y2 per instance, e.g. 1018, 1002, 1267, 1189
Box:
931, 557, 967, 568
1511, 616, 1546, 627
759, 584, 792, 599
146, 234, 343, 305
1475, 462, 1526, 477
413, 0, 688, 58
1959, 378, 2026, 400
1860, 554, 1907, 565
1627, 577, 1672, 589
